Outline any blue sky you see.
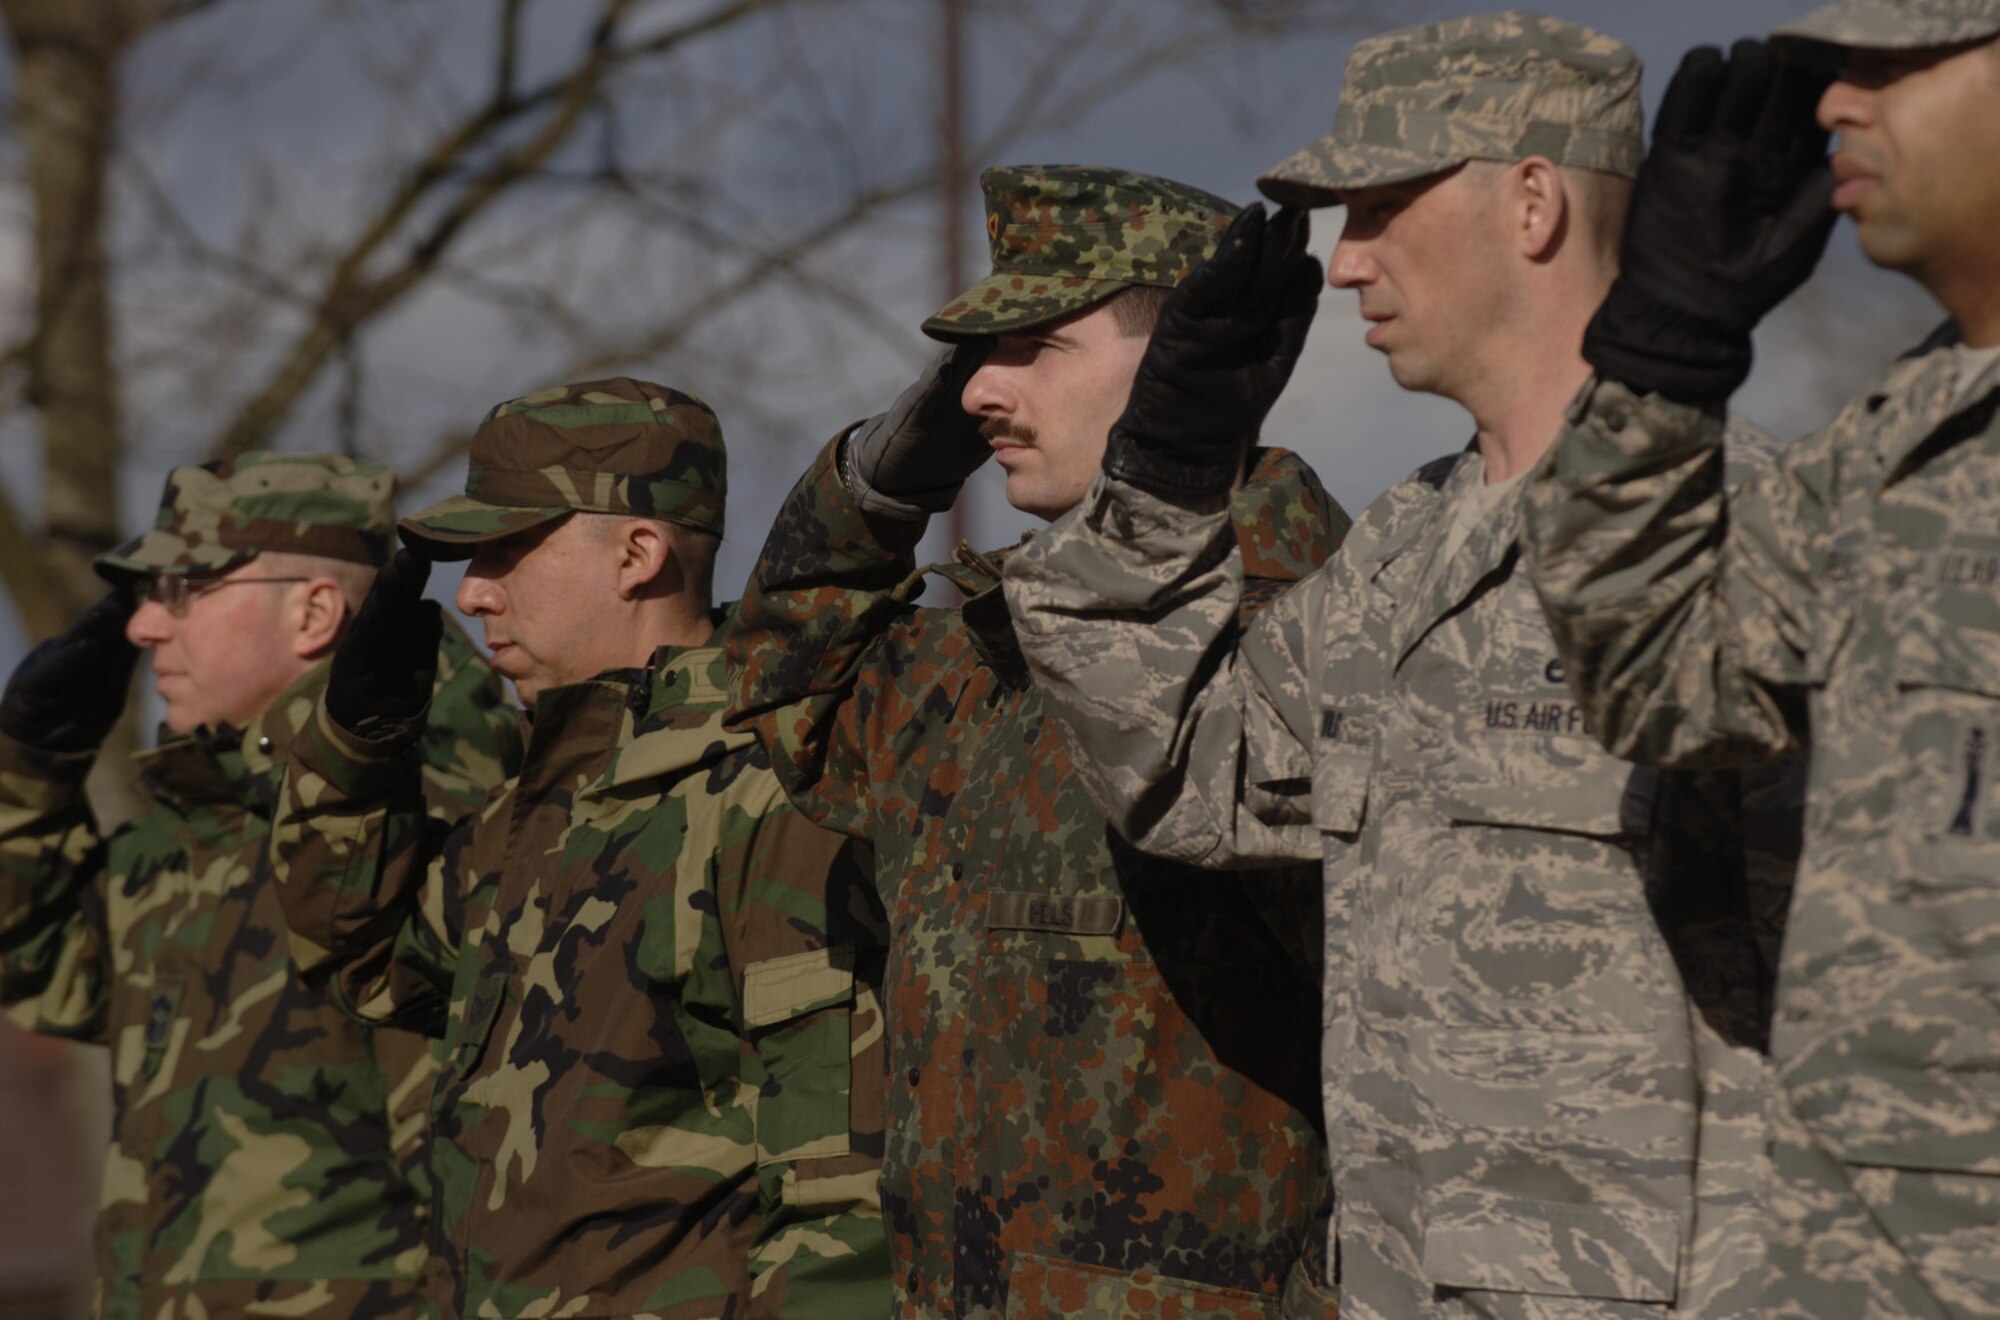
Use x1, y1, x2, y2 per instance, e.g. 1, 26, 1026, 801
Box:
0, 0, 1943, 674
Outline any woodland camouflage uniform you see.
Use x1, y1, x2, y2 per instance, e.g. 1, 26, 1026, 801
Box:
1001, 22, 1803, 1319
1524, 11, 2000, 1315
269, 381, 890, 1319
0, 453, 520, 1320
729, 166, 1345, 1320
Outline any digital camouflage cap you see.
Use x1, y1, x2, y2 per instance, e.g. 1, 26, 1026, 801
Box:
95, 452, 395, 584
1774, 0, 2000, 48
1259, 10, 1644, 207
400, 377, 726, 558
921, 165, 1239, 340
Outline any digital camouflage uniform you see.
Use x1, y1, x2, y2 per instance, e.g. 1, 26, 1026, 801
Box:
0, 453, 520, 1320
1522, 12, 2000, 1314
729, 166, 1344, 1320
1001, 23, 1803, 1319
270, 381, 890, 1319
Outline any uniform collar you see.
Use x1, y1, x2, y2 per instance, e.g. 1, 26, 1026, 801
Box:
1872, 344, 2000, 489
600, 612, 756, 790
136, 662, 329, 816
945, 446, 1340, 687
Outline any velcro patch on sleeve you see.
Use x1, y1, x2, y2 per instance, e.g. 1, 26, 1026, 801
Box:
984, 892, 1124, 936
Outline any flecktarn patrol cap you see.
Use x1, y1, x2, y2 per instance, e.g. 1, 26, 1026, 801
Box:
399, 377, 726, 558
94, 452, 395, 584
922, 165, 1240, 340
1774, 0, 2000, 49
1259, 10, 1644, 207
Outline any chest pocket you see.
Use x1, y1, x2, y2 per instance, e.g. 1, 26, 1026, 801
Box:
742, 946, 859, 1168
1809, 534, 2000, 1176
1312, 707, 1372, 837
441, 964, 508, 1086
1892, 582, 2000, 893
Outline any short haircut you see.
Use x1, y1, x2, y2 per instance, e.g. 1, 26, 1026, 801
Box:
1105, 284, 1172, 338
255, 550, 377, 614
576, 512, 719, 610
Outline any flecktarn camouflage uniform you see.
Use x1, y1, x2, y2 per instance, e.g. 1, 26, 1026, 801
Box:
731, 436, 1342, 1319
1524, 5, 2000, 1304
0, 452, 520, 1319
1002, 20, 1803, 1319
270, 381, 891, 1319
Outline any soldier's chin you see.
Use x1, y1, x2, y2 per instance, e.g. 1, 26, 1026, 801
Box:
1005, 475, 1069, 523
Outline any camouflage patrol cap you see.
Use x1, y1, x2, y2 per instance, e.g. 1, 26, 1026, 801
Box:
1258, 11, 1644, 208
922, 165, 1240, 340
1774, 0, 2000, 48
94, 452, 395, 584
399, 377, 725, 558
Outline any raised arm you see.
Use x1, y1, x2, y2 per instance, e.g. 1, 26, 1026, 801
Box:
1004, 203, 1330, 867
1525, 42, 1838, 767
271, 552, 470, 1030
0, 593, 138, 1041
726, 344, 991, 839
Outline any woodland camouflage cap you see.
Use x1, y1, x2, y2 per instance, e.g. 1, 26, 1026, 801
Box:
95, 452, 395, 583
400, 377, 726, 558
1774, 0, 2000, 48
922, 165, 1239, 339
1259, 10, 1644, 207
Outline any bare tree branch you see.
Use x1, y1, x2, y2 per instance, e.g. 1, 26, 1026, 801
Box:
206, 0, 794, 461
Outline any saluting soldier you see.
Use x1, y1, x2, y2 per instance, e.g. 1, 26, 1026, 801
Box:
1001, 14, 1801, 1318
268, 380, 890, 1318
1522, 3, 2000, 1314
0, 453, 518, 1318
726, 166, 1344, 1318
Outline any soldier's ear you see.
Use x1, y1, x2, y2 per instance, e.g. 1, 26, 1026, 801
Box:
292, 577, 351, 659
613, 518, 672, 601
1513, 156, 1567, 261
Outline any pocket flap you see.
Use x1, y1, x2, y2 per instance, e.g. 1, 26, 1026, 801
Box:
1419, 1191, 1681, 1303
1440, 741, 1648, 839
742, 946, 855, 1028
1312, 737, 1371, 835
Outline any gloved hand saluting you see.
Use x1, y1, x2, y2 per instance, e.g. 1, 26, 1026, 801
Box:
1584, 40, 1836, 405
841, 339, 994, 520
326, 550, 442, 739
0, 591, 138, 753
1104, 203, 1321, 498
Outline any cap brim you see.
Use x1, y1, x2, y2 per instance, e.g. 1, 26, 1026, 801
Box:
93, 531, 253, 585
921, 272, 1134, 341
397, 496, 573, 561
1257, 136, 1463, 208
1773, 0, 2000, 48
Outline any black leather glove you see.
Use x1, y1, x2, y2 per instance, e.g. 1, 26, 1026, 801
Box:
0, 591, 138, 753
326, 550, 442, 738
1584, 40, 1836, 405
1103, 204, 1321, 498
840, 340, 994, 520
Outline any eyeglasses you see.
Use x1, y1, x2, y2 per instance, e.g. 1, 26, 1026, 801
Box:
129, 574, 313, 617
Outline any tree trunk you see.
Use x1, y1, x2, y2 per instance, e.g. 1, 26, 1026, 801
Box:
1, 0, 135, 620
1, 0, 146, 819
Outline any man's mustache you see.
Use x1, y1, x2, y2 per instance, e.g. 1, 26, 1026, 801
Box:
980, 419, 1039, 446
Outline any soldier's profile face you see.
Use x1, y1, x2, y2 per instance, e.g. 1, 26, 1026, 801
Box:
959, 300, 1149, 520
125, 563, 314, 734
456, 514, 632, 707
1326, 165, 1513, 402
1819, 38, 2000, 287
